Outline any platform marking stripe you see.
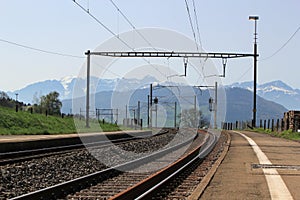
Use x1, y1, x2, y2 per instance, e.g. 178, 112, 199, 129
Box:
233, 131, 293, 200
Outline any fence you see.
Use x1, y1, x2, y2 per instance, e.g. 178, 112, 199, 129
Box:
222, 118, 286, 132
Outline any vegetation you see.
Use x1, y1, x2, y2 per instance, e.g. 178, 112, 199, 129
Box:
39, 91, 62, 115
0, 90, 63, 115
0, 105, 121, 135
177, 108, 208, 128
250, 127, 300, 141
0, 91, 27, 109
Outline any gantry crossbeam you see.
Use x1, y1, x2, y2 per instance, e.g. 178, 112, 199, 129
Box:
89, 51, 256, 59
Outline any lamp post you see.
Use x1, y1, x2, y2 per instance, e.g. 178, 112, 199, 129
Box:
249, 16, 259, 128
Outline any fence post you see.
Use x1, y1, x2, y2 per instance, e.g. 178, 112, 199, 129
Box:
267, 119, 270, 129
264, 120, 266, 130
260, 119, 262, 128
271, 119, 274, 132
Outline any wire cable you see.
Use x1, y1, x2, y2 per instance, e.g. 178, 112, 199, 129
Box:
0, 38, 85, 58
191, 0, 202, 48
261, 25, 300, 61
184, 0, 199, 52
72, 0, 167, 78
235, 64, 253, 82
73, 0, 132, 50
108, 0, 157, 50
185, 0, 207, 85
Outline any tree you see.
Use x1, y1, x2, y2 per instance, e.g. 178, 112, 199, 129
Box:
0, 91, 14, 108
178, 108, 208, 128
40, 91, 62, 115
0, 91, 9, 100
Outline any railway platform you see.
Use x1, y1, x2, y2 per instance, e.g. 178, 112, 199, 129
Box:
196, 130, 300, 200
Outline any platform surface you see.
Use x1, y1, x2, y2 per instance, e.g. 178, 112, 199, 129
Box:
201, 131, 300, 200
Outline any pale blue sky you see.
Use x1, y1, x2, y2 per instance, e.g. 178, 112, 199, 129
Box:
0, 0, 299, 91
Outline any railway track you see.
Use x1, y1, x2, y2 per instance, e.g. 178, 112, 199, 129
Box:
110, 130, 217, 200
152, 131, 228, 199
0, 131, 157, 165
10, 129, 217, 200
1, 129, 174, 199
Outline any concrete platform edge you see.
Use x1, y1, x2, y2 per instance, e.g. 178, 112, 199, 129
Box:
188, 131, 231, 200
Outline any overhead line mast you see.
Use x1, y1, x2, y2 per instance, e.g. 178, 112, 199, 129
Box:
85, 50, 257, 128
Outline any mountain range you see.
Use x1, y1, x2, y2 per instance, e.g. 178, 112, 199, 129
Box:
3, 76, 297, 123
228, 80, 300, 110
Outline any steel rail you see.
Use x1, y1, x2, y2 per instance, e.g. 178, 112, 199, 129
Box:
111, 131, 217, 200
0, 131, 160, 165
10, 130, 195, 200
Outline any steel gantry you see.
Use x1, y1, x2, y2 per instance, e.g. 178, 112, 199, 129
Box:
84, 50, 258, 128
88, 51, 254, 59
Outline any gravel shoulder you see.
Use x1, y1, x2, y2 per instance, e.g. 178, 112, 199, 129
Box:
0, 130, 180, 199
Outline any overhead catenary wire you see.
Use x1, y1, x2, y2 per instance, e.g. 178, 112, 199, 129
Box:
0, 38, 84, 58
184, 0, 199, 52
184, 0, 208, 86
108, 0, 157, 50
108, 0, 182, 96
72, 0, 168, 79
191, 0, 202, 48
235, 64, 253, 82
73, 0, 132, 50
261, 25, 300, 61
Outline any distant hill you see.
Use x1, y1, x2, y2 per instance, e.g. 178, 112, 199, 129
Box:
5, 77, 299, 111
62, 86, 287, 126
3, 76, 291, 125
225, 87, 287, 122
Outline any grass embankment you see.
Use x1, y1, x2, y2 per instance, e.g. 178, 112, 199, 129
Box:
0, 106, 121, 135
250, 127, 300, 141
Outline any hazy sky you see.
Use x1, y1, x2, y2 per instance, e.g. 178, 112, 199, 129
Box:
0, 0, 299, 91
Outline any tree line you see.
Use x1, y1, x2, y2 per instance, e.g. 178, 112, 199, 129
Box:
0, 91, 62, 115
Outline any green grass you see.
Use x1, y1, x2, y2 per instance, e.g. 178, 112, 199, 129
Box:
249, 127, 300, 141
0, 106, 122, 135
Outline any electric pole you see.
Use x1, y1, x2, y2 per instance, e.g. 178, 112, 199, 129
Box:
249, 16, 259, 128
85, 50, 90, 128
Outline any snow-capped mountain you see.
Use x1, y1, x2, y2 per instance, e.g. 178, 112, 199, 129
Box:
3, 77, 292, 122
6, 76, 158, 104
228, 80, 300, 110
5, 77, 299, 111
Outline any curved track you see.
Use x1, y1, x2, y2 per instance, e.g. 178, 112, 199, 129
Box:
10, 129, 218, 200
112, 131, 217, 200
